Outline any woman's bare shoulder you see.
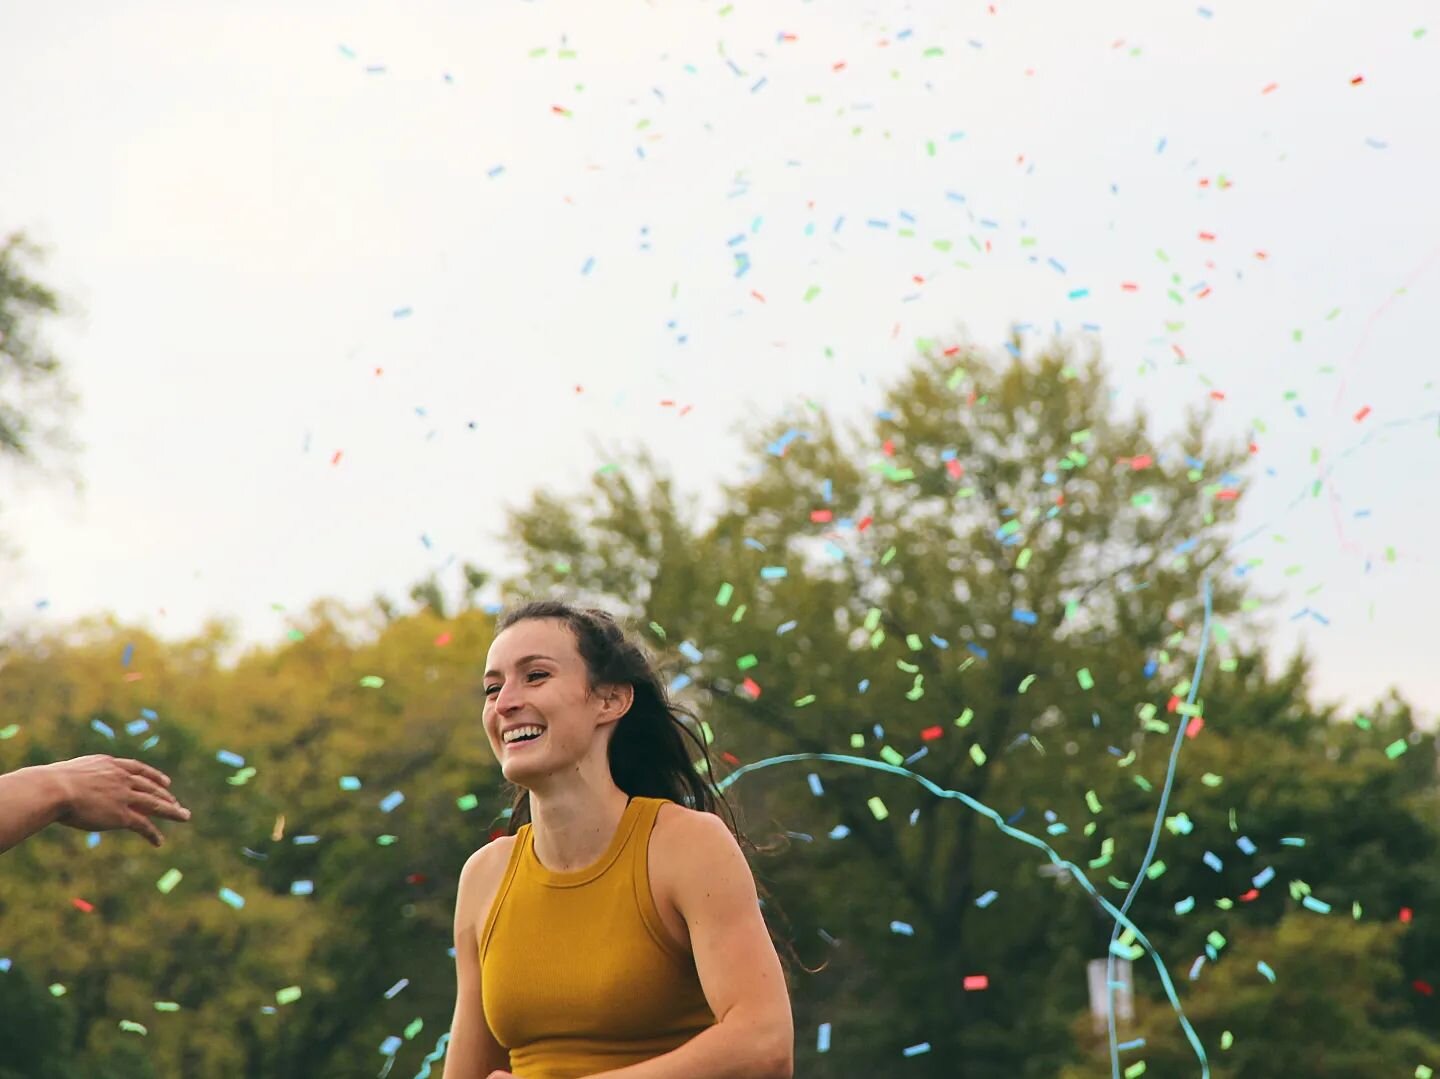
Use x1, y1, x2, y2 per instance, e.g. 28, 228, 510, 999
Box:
458, 835, 519, 920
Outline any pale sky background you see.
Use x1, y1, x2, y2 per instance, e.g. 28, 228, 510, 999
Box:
1, 0, 1437, 721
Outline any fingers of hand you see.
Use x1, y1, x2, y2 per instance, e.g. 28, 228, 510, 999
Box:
128, 812, 164, 847
149, 795, 191, 821
122, 757, 172, 788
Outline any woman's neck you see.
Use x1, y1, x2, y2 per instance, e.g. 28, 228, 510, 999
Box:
527, 782, 632, 873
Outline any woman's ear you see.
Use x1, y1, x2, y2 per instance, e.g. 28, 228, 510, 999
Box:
603, 683, 635, 722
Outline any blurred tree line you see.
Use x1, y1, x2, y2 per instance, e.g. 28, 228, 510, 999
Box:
1, 236, 1437, 1077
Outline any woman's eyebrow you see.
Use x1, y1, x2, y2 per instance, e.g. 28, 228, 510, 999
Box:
483, 654, 556, 679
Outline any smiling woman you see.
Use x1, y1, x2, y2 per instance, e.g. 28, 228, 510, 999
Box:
446, 600, 796, 1079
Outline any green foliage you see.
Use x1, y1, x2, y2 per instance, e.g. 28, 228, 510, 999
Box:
1, 336, 1435, 1076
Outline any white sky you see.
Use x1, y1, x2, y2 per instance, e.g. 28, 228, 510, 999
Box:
1, 0, 1437, 720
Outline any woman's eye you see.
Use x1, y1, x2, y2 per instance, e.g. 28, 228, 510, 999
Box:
484, 671, 547, 696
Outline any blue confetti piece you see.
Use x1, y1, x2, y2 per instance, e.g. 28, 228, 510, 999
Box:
1252, 866, 1276, 889
384, 978, 409, 999
807, 774, 825, 796
667, 673, 693, 694
380, 1035, 402, 1056
829, 824, 850, 839
857, 679, 870, 693
1203, 851, 1223, 872
86, 832, 101, 849
966, 643, 989, 659
817, 1023, 832, 1053
126, 720, 149, 736
1236, 836, 1257, 855
91, 719, 115, 739
1048, 257, 1067, 274
945, 190, 966, 203
218, 887, 246, 910
1302, 895, 1331, 914
903, 1043, 931, 1057
750, 76, 767, 93
929, 634, 948, 648
0, 958, 10, 973
379, 791, 405, 813
392, 306, 413, 318
581, 257, 595, 275
1012, 609, 1038, 625
122, 643, 134, 666
1118, 1037, 1147, 1051
293, 835, 320, 845
760, 566, 788, 580
890, 920, 915, 935
904, 747, 929, 765
290, 880, 314, 896
975, 889, 999, 908
1280, 837, 1306, 847
487, 165, 505, 178
777, 620, 797, 635
678, 641, 704, 664
140, 735, 159, 750
217, 750, 245, 768
339, 776, 362, 791
1256, 960, 1276, 983
141, 708, 158, 720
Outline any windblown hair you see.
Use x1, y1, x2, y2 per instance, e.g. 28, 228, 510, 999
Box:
492, 599, 819, 978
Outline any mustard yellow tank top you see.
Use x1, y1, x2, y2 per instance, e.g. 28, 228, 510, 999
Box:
480, 795, 716, 1078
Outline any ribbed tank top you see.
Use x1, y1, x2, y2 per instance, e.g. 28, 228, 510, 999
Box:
480, 795, 716, 1078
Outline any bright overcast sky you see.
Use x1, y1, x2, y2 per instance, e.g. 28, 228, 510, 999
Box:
1, 0, 1436, 720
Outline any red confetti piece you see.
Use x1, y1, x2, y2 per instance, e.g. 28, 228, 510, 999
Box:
739, 677, 762, 699
1415, 980, 1434, 996
1209, 390, 1226, 401
1185, 716, 1205, 739
1167, 695, 1182, 713
857, 515, 873, 532
1354, 405, 1371, 422
1350, 75, 1364, 85
810, 509, 834, 523
72, 897, 94, 914
1130, 454, 1154, 470
882, 439, 896, 456
920, 725, 944, 741
1248, 442, 1259, 455
963, 975, 989, 990
488, 828, 507, 843
1239, 888, 1260, 903
551, 105, 571, 116
331, 451, 343, 466
1121, 282, 1139, 291
1197, 287, 1212, 299
751, 290, 767, 303
1198, 231, 1217, 242
946, 459, 964, 479
721, 751, 742, 766
1216, 488, 1240, 501
832, 60, 847, 72
1400, 907, 1413, 924
1261, 82, 1279, 94
434, 632, 452, 647
406, 873, 428, 885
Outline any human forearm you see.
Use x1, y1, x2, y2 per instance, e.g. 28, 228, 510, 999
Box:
0, 766, 66, 854
584, 1017, 791, 1079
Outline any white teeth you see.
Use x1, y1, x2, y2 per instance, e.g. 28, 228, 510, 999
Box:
502, 725, 546, 744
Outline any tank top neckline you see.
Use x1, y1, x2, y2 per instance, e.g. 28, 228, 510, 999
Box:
520, 795, 644, 887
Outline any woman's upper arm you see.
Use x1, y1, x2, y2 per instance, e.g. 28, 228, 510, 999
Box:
446, 845, 511, 1079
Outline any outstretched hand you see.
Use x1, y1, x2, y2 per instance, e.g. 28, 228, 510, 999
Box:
48, 754, 191, 846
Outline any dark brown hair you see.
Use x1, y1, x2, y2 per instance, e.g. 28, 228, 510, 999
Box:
491, 599, 818, 977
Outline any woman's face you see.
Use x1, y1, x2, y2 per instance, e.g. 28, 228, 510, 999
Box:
482, 618, 625, 785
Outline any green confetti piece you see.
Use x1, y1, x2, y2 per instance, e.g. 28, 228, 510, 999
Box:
1017, 674, 1036, 694
1145, 861, 1167, 880
1124, 1063, 1147, 1079
1207, 931, 1227, 951
648, 621, 667, 639
922, 46, 944, 57
1416, 1067, 1433, 1079
1085, 790, 1102, 814
1220, 1031, 1234, 1051
154, 1002, 181, 1012
276, 986, 303, 1006
1386, 739, 1409, 759
404, 1017, 424, 1040
118, 1020, 148, 1036
803, 285, 822, 303
1353, 901, 1363, 920
456, 794, 478, 812
377, 834, 397, 846
700, 721, 714, 745
359, 675, 385, 688
1016, 547, 1033, 570
1133, 775, 1153, 793
736, 654, 758, 670
850, 733, 865, 748
157, 869, 183, 895
1077, 668, 1094, 690
866, 796, 889, 821
905, 633, 922, 651
879, 746, 905, 767
49, 984, 66, 997
715, 582, 734, 606
955, 708, 974, 728
0, 724, 19, 739
794, 694, 816, 707
227, 766, 257, 786
970, 744, 987, 767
